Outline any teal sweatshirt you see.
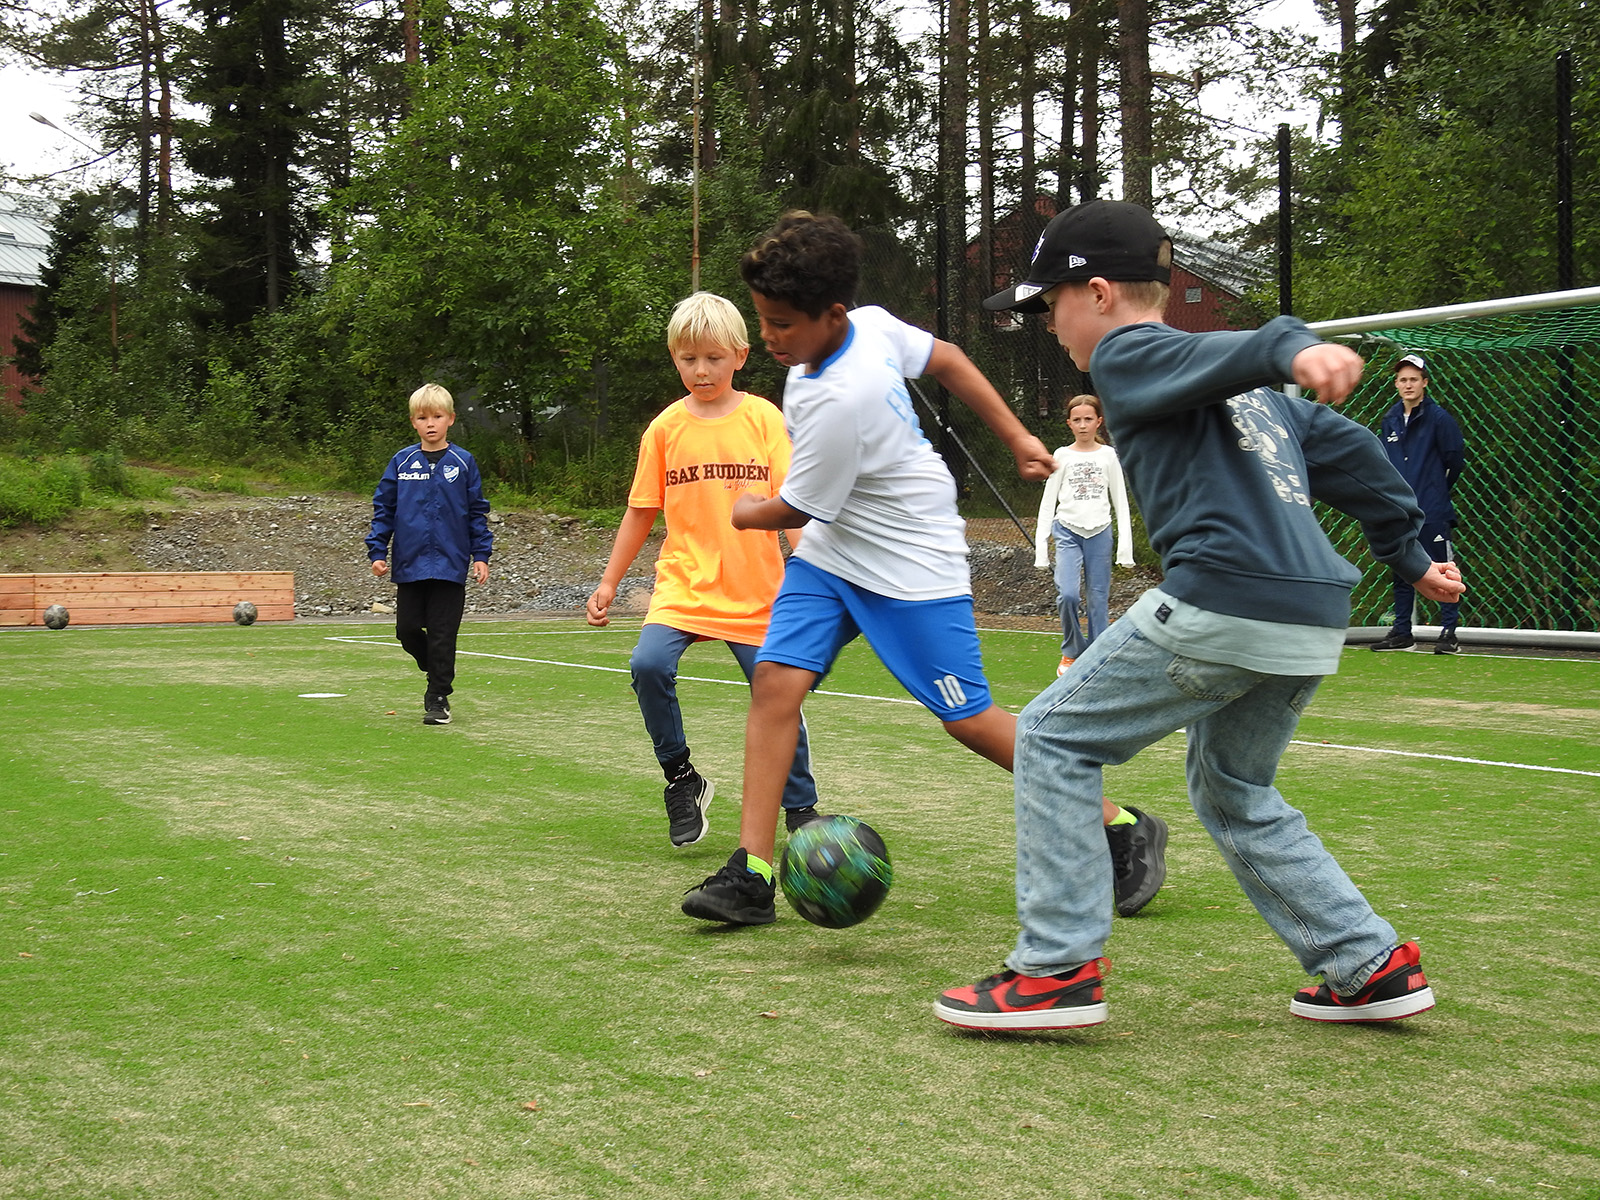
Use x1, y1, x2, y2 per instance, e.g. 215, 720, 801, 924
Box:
1089, 316, 1433, 629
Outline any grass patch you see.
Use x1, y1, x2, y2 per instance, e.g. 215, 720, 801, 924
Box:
1, 622, 1597, 1198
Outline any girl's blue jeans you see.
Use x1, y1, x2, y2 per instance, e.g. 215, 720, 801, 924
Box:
1051, 522, 1113, 658
630, 622, 818, 812
1008, 616, 1398, 993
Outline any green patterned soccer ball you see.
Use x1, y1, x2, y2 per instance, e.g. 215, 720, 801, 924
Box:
779, 816, 892, 929
233, 601, 258, 626
42, 604, 70, 630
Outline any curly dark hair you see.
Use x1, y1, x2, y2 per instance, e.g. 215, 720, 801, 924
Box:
739, 211, 861, 317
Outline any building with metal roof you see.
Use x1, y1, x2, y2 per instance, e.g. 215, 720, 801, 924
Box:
1, 192, 57, 404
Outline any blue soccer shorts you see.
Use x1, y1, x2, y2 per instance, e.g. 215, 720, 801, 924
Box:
757, 557, 993, 721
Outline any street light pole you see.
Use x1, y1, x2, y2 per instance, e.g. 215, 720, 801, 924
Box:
29, 112, 119, 368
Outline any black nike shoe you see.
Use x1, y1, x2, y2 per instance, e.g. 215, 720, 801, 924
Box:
1370, 630, 1416, 651
1106, 806, 1167, 917
681, 849, 776, 925
933, 960, 1110, 1030
783, 805, 827, 833
423, 693, 451, 725
1434, 629, 1460, 655
663, 770, 713, 847
1291, 941, 1436, 1022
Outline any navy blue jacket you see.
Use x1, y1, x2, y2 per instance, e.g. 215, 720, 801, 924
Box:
367, 443, 493, 584
1090, 317, 1432, 630
1378, 396, 1465, 527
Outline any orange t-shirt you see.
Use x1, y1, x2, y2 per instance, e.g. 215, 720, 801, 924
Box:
628, 393, 791, 645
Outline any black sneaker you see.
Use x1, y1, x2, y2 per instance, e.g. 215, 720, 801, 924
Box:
1290, 941, 1435, 1022
681, 849, 776, 925
1370, 631, 1415, 651
933, 960, 1110, 1030
1434, 629, 1460, 655
664, 771, 713, 847
423, 693, 451, 725
1105, 806, 1167, 917
783, 805, 827, 832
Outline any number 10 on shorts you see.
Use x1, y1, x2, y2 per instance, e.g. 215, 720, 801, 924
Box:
933, 674, 968, 709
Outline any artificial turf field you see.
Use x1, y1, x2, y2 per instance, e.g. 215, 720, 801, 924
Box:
2, 616, 1597, 1200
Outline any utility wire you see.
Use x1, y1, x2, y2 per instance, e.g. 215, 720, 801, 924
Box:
907, 379, 1033, 547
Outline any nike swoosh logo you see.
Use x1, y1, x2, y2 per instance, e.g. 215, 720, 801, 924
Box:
1000, 981, 1085, 1009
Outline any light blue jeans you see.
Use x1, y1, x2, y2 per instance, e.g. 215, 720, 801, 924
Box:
1052, 522, 1112, 659
1008, 617, 1398, 992
631, 622, 818, 812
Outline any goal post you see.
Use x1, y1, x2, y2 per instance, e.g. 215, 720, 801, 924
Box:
1309, 286, 1600, 644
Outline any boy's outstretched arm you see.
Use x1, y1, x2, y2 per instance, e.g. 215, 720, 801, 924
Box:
731, 493, 811, 532
925, 340, 1056, 480
586, 505, 660, 626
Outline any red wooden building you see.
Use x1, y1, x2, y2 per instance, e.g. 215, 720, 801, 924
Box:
981, 196, 1268, 334
0, 193, 55, 408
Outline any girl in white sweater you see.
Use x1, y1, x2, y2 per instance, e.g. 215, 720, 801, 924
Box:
1034, 395, 1134, 675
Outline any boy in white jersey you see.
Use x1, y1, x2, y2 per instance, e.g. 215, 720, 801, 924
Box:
681, 211, 1170, 925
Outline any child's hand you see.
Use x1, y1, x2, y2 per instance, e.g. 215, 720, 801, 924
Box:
371, 559, 388, 578
586, 583, 615, 627
1013, 434, 1058, 481
1413, 560, 1465, 602
1291, 342, 1364, 405
471, 560, 490, 585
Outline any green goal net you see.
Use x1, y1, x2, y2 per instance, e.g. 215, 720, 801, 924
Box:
1311, 288, 1600, 636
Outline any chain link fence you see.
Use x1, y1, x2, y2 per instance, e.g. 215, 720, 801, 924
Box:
1314, 296, 1600, 634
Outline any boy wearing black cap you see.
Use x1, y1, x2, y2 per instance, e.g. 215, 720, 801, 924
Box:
934, 200, 1465, 1031
1372, 352, 1467, 653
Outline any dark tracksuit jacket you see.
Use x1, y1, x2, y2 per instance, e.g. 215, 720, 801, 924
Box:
366, 443, 493, 583
1378, 396, 1465, 529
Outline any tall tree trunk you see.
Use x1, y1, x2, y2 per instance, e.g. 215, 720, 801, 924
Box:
1020, 0, 1036, 206
700, 0, 717, 168
942, 0, 969, 341
977, 0, 993, 298
1334, 0, 1359, 147
1117, 0, 1151, 207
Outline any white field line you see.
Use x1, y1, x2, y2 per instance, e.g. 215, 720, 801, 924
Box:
323, 635, 921, 706
328, 635, 1598, 776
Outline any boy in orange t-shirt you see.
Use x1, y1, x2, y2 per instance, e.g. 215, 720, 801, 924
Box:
587, 292, 819, 848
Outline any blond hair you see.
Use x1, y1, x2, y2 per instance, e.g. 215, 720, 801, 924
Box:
667, 292, 751, 355
409, 383, 454, 418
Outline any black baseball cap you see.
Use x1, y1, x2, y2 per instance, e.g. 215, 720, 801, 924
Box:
984, 200, 1173, 313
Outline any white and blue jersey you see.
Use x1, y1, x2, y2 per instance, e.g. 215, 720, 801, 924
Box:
778, 306, 970, 601
366, 443, 493, 584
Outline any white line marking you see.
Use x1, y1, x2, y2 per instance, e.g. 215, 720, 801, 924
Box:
328, 636, 1594, 771
1288, 739, 1600, 777
324, 636, 922, 705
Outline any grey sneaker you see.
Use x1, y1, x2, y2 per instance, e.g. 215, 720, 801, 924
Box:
423, 693, 451, 725
664, 771, 713, 846
1106, 806, 1168, 917
681, 849, 776, 924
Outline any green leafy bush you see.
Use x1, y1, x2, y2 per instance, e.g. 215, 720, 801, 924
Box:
0, 457, 88, 526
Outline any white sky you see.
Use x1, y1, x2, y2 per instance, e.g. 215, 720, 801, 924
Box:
2, 0, 1335, 189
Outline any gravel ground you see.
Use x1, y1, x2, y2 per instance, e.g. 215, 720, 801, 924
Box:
2, 491, 1156, 625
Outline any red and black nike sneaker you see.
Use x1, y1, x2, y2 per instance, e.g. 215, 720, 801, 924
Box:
933, 960, 1109, 1031
1290, 940, 1435, 1022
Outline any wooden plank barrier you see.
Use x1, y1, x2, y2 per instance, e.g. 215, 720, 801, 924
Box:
0, 571, 295, 627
